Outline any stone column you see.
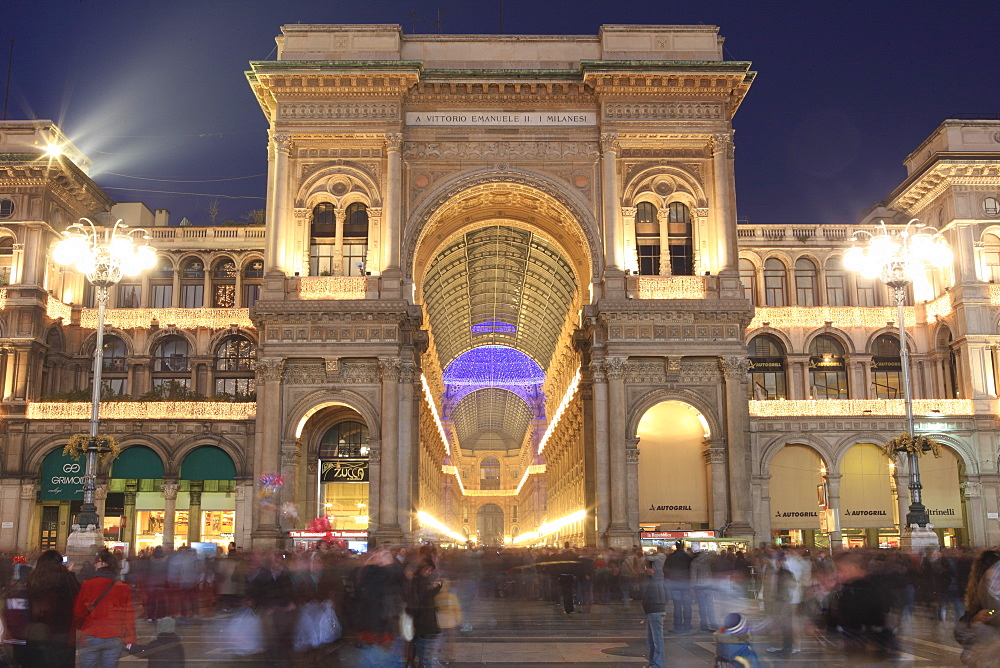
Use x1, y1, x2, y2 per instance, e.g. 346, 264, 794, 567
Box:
235, 481, 253, 549
705, 444, 728, 532
333, 208, 345, 276
657, 209, 673, 276
625, 438, 640, 534
161, 481, 179, 550
397, 361, 415, 538
123, 483, 137, 553
589, 361, 610, 544
720, 356, 753, 535
961, 478, 986, 547
367, 441, 381, 539
604, 357, 631, 547
94, 483, 109, 526
187, 481, 203, 544
711, 133, 737, 273
279, 439, 301, 531
267, 133, 292, 273
825, 473, 843, 547
15, 482, 36, 554
376, 359, 401, 543
694, 208, 711, 276
383, 133, 403, 273
252, 358, 284, 545
752, 474, 771, 542
621, 207, 638, 275
600, 133, 624, 273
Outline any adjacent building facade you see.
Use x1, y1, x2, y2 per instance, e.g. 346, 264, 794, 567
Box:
1, 24, 999, 554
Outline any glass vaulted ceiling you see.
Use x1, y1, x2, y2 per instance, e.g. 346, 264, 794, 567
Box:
423, 225, 578, 451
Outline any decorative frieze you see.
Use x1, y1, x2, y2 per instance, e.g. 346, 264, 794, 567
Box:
604, 102, 723, 120
283, 363, 327, 385
256, 358, 285, 381
279, 102, 399, 121
402, 141, 599, 160
340, 361, 380, 384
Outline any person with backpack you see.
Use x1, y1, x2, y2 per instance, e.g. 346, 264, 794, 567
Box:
73, 548, 137, 668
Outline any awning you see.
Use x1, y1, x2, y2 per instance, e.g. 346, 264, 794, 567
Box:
111, 446, 164, 479
180, 446, 236, 480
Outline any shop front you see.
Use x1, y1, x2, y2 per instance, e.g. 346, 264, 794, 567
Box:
316, 421, 370, 544
38, 448, 85, 551
914, 446, 968, 546
638, 401, 712, 531
179, 446, 237, 551
839, 443, 898, 548
639, 530, 749, 553
768, 444, 829, 548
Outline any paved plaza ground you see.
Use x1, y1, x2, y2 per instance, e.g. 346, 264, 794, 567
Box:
120, 595, 966, 666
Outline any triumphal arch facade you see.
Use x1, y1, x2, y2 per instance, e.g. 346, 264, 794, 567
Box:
246, 24, 756, 547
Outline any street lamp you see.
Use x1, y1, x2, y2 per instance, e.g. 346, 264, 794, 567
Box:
52, 218, 156, 531
843, 219, 951, 545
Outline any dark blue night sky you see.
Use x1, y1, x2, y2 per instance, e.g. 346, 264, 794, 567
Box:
4, 1, 998, 225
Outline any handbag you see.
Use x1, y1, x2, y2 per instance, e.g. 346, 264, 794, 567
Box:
222, 607, 265, 655
293, 600, 342, 652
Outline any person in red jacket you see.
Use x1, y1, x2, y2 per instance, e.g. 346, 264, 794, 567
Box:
73, 548, 137, 668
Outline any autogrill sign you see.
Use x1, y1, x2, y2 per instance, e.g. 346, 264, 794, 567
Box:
845, 509, 888, 516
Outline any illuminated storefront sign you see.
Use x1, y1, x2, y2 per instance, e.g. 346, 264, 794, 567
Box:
289, 530, 369, 539
320, 460, 369, 482
640, 531, 715, 540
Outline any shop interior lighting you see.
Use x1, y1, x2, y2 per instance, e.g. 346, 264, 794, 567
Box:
416, 510, 467, 543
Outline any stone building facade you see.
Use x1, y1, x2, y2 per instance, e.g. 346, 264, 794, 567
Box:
0, 25, 998, 553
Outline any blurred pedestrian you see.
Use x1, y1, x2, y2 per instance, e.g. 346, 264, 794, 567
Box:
822, 550, 895, 660
26, 549, 80, 667
73, 548, 137, 668
128, 616, 185, 667
642, 562, 668, 668
665, 542, 693, 633
954, 548, 1000, 666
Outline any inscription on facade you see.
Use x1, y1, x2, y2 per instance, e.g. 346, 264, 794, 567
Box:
406, 111, 596, 126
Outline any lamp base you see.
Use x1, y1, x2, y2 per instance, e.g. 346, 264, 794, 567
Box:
899, 523, 939, 552
65, 523, 104, 567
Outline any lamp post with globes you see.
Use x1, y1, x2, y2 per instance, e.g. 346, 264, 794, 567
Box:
52, 218, 157, 535
843, 219, 952, 548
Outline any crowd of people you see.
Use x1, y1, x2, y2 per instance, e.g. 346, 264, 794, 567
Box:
0, 539, 994, 666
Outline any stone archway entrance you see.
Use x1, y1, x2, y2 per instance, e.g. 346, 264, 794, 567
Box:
476, 503, 505, 546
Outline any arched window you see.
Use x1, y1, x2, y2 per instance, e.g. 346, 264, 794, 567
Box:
794, 258, 818, 306
180, 258, 205, 308
480, 456, 501, 490
211, 259, 237, 308
635, 202, 659, 276
748, 335, 786, 400
666, 202, 694, 276
342, 203, 369, 277
242, 259, 264, 307
318, 421, 370, 459
150, 258, 174, 308
825, 257, 846, 306
763, 258, 788, 307
0, 237, 12, 285
311, 203, 336, 237
739, 258, 758, 304
871, 334, 902, 399
809, 335, 848, 399
98, 336, 128, 398
984, 233, 1000, 283
214, 335, 256, 400
151, 336, 191, 396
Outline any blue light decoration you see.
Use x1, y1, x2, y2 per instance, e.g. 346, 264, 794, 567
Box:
470, 319, 517, 335
443, 345, 544, 386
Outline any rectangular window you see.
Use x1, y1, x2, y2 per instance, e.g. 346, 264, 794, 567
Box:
309, 243, 335, 276
856, 277, 877, 307
242, 284, 260, 308
181, 284, 204, 308
795, 276, 816, 306
117, 284, 141, 308
213, 284, 236, 308
151, 284, 173, 308
215, 377, 256, 400
637, 243, 660, 276
100, 378, 128, 398
342, 244, 368, 276
826, 275, 846, 306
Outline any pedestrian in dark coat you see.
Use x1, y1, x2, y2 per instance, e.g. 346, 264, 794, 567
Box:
26, 549, 80, 667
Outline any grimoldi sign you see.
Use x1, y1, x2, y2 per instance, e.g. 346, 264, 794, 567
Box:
406, 111, 597, 127
320, 460, 369, 483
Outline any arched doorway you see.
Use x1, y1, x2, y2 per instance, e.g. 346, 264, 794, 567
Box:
768, 444, 827, 547
839, 443, 895, 548
637, 401, 712, 531
476, 503, 505, 546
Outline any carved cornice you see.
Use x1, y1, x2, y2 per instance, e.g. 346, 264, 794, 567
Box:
283, 363, 327, 385
407, 80, 593, 104
279, 102, 400, 121
605, 102, 724, 121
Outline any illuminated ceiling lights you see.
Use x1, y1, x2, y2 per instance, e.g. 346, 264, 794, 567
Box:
416, 510, 467, 543
636, 276, 706, 299
299, 276, 366, 300
442, 345, 545, 387
537, 370, 581, 454
748, 398, 974, 417
80, 308, 252, 330
421, 374, 452, 455
513, 508, 587, 544
27, 401, 256, 420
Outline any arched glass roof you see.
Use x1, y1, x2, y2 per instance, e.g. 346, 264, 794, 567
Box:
443, 345, 545, 386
